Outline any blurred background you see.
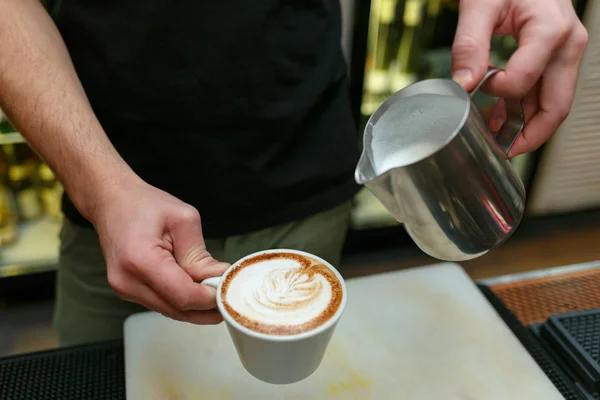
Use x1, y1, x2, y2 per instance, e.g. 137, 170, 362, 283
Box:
1, 0, 599, 356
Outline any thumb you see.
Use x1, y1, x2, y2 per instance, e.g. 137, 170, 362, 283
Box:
168, 206, 230, 282
451, 0, 502, 90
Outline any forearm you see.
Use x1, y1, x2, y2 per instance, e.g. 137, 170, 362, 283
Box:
0, 0, 138, 222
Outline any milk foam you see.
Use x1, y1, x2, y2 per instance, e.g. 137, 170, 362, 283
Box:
225, 258, 333, 327
370, 93, 468, 173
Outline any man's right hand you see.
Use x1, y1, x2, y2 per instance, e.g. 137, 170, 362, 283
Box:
90, 176, 230, 324
451, 0, 587, 156
0, 0, 230, 323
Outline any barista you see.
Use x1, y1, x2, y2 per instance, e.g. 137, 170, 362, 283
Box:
0, 0, 587, 345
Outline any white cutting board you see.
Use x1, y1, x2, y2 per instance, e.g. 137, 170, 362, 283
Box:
124, 263, 564, 400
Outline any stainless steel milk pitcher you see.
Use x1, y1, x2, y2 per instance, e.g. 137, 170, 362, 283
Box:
355, 67, 526, 261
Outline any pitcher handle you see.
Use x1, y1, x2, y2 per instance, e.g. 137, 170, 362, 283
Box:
469, 66, 524, 156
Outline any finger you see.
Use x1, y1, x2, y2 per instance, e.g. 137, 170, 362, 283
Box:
108, 268, 224, 324
509, 29, 587, 156
183, 310, 223, 325
522, 81, 541, 123
451, 0, 504, 90
167, 205, 230, 281
488, 98, 506, 133
136, 283, 224, 325
125, 247, 221, 311
488, 83, 538, 134
486, 18, 571, 98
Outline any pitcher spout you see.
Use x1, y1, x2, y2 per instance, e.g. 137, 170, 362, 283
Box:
354, 155, 406, 224
354, 149, 375, 186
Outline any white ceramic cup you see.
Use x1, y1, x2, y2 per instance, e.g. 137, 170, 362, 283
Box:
201, 248, 347, 385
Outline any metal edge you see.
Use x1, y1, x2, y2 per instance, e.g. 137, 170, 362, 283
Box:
477, 260, 600, 286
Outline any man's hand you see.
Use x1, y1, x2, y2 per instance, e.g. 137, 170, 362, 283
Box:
451, 0, 588, 156
0, 0, 229, 325
91, 176, 229, 324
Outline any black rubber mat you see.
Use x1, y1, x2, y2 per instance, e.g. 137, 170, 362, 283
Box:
477, 284, 585, 400
533, 324, 600, 400
539, 309, 600, 396
0, 340, 125, 400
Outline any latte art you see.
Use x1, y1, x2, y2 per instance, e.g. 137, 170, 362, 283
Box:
250, 267, 323, 313
221, 252, 343, 335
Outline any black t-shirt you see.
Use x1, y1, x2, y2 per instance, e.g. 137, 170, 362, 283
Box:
51, 0, 360, 238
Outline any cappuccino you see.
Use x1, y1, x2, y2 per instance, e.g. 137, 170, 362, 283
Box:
221, 252, 343, 335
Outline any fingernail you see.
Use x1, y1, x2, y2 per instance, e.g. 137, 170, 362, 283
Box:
203, 286, 217, 297
489, 117, 503, 132
453, 69, 473, 88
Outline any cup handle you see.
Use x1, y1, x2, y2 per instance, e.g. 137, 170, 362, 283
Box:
469, 66, 525, 156
200, 277, 221, 288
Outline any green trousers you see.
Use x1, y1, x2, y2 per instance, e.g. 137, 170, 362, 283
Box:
53, 201, 352, 346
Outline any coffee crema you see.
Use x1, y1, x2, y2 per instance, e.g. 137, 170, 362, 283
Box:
221, 252, 343, 335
